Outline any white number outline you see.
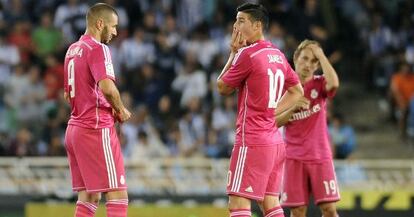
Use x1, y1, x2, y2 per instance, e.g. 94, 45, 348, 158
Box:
267, 68, 284, 108
68, 59, 75, 98
323, 180, 337, 195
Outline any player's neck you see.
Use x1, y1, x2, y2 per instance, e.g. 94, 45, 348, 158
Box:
248, 34, 265, 44
300, 74, 312, 84
85, 29, 101, 43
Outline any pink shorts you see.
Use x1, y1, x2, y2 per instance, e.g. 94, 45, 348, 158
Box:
281, 158, 340, 207
226, 144, 285, 201
65, 125, 127, 193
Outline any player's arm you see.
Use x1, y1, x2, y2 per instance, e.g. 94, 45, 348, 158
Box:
274, 84, 304, 126
217, 28, 247, 96
63, 91, 70, 103
98, 79, 131, 122
217, 52, 236, 95
309, 44, 339, 91
276, 96, 310, 126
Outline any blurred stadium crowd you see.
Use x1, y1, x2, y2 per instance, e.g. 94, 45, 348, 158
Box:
0, 0, 413, 158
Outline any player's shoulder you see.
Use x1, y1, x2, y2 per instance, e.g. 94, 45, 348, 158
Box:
236, 42, 260, 57
249, 41, 285, 59
313, 75, 325, 81
79, 35, 108, 53
310, 75, 327, 87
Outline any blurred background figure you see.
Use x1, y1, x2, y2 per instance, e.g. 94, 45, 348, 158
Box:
329, 113, 357, 159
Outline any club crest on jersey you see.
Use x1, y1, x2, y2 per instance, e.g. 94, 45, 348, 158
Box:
120, 175, 125, 185
310, 89, 318, 99
281, 192, 287, 202
105, 62, 115, 78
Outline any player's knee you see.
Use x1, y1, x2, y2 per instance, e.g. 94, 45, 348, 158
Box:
89, 193, 102, 204
290, 206, 306, 217
228, 195, 251, 210
105, 190, 128, 201
78, 191, 101, 204
319, 203, 337, 217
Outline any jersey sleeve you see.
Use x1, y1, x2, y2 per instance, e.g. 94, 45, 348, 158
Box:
321, 75, 337, 98
283, 61, 300, 89
88, 44, 116, 83
221, 48, 252, 88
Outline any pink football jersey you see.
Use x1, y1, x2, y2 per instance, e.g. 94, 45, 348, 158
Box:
64, 35, 116, 129
284, 75, 336, 160
222, 40, 299, 146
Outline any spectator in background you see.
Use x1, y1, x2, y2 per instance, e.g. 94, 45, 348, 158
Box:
267, 21, 286, 51
119, 27, 155, 71
4, 65, 29, 127
211, 96, 236, 157
7, 20, 33, 64
408, 99, 414, 139
103, 0, 129, 30
32, 12, 62, 60
18, 65, 46, 129
172, 52, 207, 107
153, 95, 177, 144
134, 63, 164, 111
0, 32, 20, 87
54, 0, 88, 44
3, 0, 29, 25
43, 54, 64, 100
390, 62, 414, 139
130, 131, 168, 159
154, 31, 178, 90
177, 97, 206, 157
329, 113, 356, 159
9, 127, 36, 156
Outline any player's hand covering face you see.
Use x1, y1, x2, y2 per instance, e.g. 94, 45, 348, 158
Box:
230, 26, 247, 53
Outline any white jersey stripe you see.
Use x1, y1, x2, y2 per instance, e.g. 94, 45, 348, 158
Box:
103, 129, 113, 188
102, 128, 113, 188
250, 47, 280, 58
105, 128, 116, 188
105, 128, 118, 188
236, 147, 247, 192
94, 85, 99, 129
265, 209, 283, 217
101, 44, 108, 64
230, 211, 251, 216
79, 41, 92, 50
231, 146, 247, 192
103, 45, 112, 63
242, 84, 248, 146
231, 146, 244, 192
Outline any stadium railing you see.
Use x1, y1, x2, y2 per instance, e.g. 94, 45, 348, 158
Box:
0, 157, 413, 196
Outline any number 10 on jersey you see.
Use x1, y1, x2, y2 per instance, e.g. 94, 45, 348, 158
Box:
268, 69, 284, 108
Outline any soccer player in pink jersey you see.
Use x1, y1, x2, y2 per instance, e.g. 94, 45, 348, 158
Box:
217, 3, 304, 217
63, 3, 131, 217
276, 39, 340, 217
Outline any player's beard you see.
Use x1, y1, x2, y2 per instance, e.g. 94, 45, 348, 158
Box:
101, 27, 111, 44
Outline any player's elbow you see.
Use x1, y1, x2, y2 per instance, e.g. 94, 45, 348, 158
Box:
99, 79, 116, 97
217, 79, 234, 96
290, 83, 304, 97
327, 80, 340, 92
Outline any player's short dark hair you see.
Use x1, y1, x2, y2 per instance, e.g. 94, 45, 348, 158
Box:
237, 2, 269, 29
86, 3, 118, 24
